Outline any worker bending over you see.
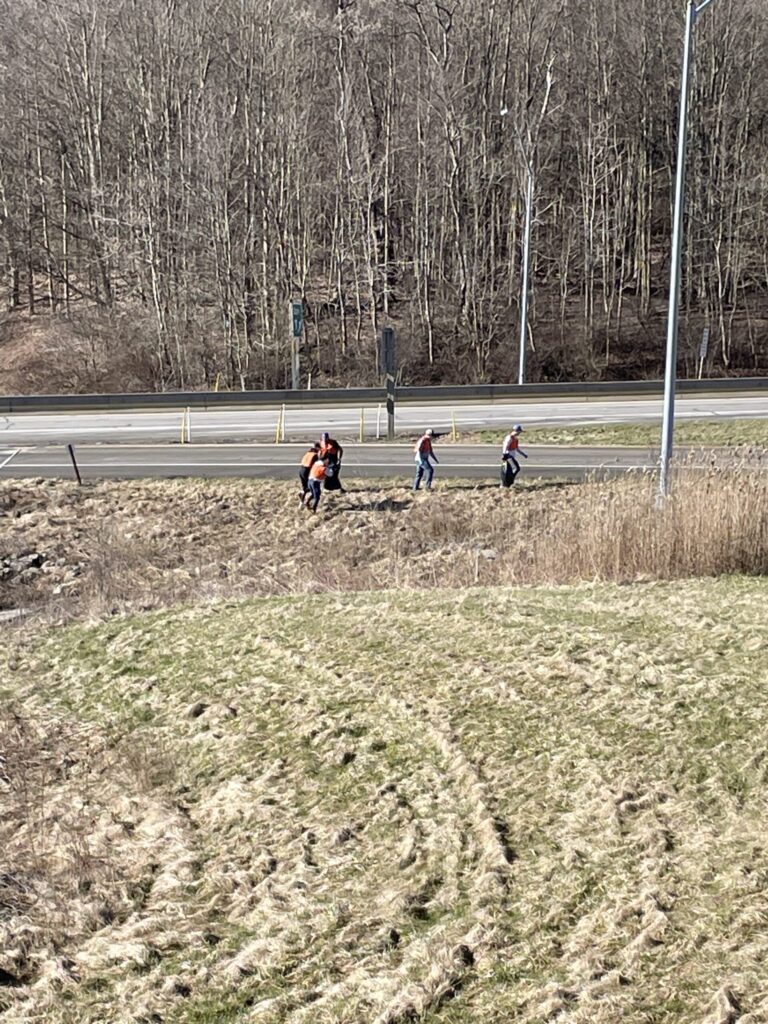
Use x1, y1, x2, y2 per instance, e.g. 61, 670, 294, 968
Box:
298, 443, 320, 502
305, 458, 328, 512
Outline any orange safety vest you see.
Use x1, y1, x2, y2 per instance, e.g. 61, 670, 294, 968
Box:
309, 461, 327, 481
415, 434, 434, 457
503, 433, 519, 454
301, 449, 318, 468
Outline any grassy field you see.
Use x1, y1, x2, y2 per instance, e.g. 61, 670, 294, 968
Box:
475, 418, 768, 447
3, 577, 768, 1023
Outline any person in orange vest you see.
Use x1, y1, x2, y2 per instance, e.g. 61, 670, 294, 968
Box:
305, 457, 328, 512
298, 443, 320, 503
500, 424, 528, 487
319, 432, 345, 492
413, 428, 438, 490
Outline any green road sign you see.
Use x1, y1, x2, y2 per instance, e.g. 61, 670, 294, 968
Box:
291, 301, 303, 338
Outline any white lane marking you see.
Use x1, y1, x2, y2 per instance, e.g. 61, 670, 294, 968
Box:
1, 424, 188, 436
0, 449, 19, 468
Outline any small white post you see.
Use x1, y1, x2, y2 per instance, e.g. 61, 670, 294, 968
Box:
376, 403, 382, 440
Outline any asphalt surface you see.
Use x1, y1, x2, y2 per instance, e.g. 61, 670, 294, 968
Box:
1, 394, 766, 445
0, 442, 669, 482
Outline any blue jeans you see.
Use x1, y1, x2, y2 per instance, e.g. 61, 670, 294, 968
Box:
307, 479, 322, 510
413, 457, 434, 490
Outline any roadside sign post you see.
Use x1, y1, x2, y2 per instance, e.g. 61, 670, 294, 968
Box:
66, 444, 83, 486
379, 326, 396, 441
290, 300, 303, 390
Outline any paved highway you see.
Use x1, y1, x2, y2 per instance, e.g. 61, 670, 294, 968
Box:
0, 394, 766, 446
0, 442, 679, 482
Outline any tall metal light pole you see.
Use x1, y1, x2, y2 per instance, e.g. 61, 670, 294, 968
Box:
499, 113, 535, 387
501, 88, 549, 388
659, 0, 718, 498
518, 158, 534, 387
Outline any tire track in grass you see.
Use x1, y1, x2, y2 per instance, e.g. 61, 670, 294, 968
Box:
363, 693, 515, 1024
224, 637, 513, 1023
519, 781, 681, 1023
366, 604, 687, 1023
196, 634, 468, 1022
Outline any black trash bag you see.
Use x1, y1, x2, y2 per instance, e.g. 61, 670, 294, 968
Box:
500, 459, 516, 488
324, 459, 343, 491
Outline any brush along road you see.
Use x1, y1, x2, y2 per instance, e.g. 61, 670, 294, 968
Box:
0, 442, 678, 481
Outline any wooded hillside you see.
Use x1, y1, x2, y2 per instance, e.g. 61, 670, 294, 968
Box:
0, 0, 766, 392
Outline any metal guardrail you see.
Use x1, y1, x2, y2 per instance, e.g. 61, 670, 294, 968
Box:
399, 377, 768, 403
0, 386, 382, 414
0, 377, 765, 414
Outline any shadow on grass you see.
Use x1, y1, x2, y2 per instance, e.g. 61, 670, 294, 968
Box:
317, 477, 579, 514
437, 478, 579, 495
326, 495, 414, 514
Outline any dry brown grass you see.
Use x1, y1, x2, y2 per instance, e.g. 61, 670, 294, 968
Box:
1, 461, 766, 621
2, 578, 768, 1022
0, 706, 186, 1012
3, 461, 767, 1022
526, 463, 768, 583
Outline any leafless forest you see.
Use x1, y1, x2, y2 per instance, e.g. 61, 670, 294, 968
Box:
0, 0, 767, 392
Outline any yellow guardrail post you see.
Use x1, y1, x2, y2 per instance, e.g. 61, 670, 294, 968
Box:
359, 408, 365, 442
214, 373, 221, 393
180, 409, 187, 444
451, 411, 458, 442
274, 408, 281, 444
280, 404, 286, 443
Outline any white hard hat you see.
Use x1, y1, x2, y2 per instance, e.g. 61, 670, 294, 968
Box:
425, 428, 433, 436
